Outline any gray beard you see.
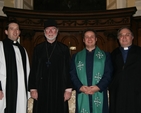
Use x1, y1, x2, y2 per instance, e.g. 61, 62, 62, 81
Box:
46, 37, 56, 41
45, 34, 57, 41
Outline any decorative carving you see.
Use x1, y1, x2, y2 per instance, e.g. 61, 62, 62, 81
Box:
21, 29, 35, 39
34, 34, 46, 46
97, 34, 105, 45
7, 17, 130, 32
3, 6, 136, 31
57, 18, 130, 27
104, 30, 118, 40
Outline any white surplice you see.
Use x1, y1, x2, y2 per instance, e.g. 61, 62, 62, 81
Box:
0, 41, 30, 113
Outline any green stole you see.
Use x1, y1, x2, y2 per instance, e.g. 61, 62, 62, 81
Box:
75, 46, 106, 113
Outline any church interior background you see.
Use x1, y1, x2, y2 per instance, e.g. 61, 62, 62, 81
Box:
0, 0, 141, 113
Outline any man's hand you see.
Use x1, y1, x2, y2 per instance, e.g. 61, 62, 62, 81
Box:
30, 89, 38, 100
0, 91, 4, 100
80, 86, 91, 94
64, 91, 72, 101
80, 85, 100, 95
87, 85, 100, 95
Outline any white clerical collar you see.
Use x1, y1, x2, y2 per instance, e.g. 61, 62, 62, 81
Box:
124, 47, 128, 50
13, 41, 17, 44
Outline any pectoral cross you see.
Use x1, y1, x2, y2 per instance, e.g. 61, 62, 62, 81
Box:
46, 60, 51, 67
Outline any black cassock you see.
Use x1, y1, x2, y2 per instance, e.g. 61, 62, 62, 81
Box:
28, 40, 72, 113
109, 45, 141, 113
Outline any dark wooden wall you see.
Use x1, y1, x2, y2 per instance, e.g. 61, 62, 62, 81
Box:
33, 0, 106, 11
0, 6, 141, 63
0, 16, 7, 41
132, 16, 141, 46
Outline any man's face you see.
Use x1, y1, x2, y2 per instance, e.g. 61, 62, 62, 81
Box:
44, 26, 58, 41
5, 23, 20, 41
83, 31, 97, 48
118, 28, 134, 47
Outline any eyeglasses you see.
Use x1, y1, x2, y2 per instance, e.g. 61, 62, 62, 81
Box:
45, 27, 57, 32
118, 33, 132, 38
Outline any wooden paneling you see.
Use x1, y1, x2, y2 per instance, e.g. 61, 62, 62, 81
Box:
132, 16, 141, 46
0, 16, 7, 41
0, 6, 137, 62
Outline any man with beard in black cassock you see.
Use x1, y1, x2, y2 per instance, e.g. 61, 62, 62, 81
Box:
28, 19, 72, 113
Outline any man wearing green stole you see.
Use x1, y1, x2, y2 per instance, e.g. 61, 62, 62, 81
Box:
70, 29, 113, 113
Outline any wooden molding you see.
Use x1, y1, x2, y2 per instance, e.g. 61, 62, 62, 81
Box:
2, 6, 137, 31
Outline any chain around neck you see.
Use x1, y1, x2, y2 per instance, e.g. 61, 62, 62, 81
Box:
46, 41, 57, 61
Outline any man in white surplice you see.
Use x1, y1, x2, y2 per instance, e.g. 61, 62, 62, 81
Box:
0, 20, 30, 113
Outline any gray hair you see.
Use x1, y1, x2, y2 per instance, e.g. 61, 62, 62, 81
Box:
117, 26, 134, 39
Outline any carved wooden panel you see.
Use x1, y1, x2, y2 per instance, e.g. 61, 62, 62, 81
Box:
1, 6, 137, 61
0, 16, 7, 41
132, 16, 141, 47
20, 30, 83, 62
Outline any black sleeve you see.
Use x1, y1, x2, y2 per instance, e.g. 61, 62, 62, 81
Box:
96, 52, 113, 92
0, 81, 2, 90
28, 47, 38, 91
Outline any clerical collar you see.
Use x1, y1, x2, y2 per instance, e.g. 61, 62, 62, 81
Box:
6, 38, 18, 45
123, 47, 128, 50
13, 41, 17, 44
120, 45, 132, 51
86, 48, 95, 53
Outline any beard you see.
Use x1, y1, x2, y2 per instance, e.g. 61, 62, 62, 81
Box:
45, 33, 57, 41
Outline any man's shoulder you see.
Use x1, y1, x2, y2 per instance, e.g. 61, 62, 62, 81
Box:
56, 41, 69, 51
131, 45, 141, 54
132, 45, 141, 50
111, 47, 120, 53
57, 41, 68, 47
34, 41, 46, 49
